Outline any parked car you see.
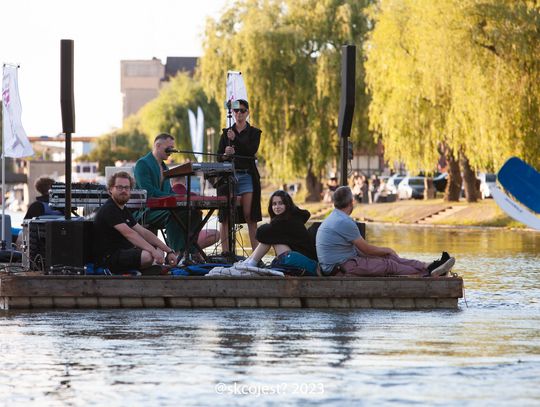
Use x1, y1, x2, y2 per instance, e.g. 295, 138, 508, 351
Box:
397, 176, 426, 199
386, 174, 405, 195
479, 173, 497, 199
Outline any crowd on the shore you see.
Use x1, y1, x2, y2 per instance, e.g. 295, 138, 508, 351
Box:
323, 171, 391, 204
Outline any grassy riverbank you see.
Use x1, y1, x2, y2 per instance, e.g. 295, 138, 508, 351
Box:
296, 198, 535, 229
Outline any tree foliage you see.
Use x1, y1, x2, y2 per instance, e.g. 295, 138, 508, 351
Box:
79, 116, 150, 174
138, 72, 221, 160
199, 0, 372, 195
365, 0, 540, 176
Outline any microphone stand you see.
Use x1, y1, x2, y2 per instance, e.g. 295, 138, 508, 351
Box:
166, 148, 256, 263
226, 100, 233, 144
225, 101, 236, 260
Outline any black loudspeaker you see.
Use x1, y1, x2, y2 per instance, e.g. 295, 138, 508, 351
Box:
60, 39, 75, 134
26, 219, 48, 271
337, 45, 356, 138
45, 220, 93, 269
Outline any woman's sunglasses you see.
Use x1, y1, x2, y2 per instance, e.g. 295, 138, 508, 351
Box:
233, 108, 247, 113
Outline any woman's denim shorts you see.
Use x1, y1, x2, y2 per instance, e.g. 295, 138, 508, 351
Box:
235, 172, 253, 195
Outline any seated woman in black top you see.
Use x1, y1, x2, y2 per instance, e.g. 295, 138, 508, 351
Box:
238, 190, 318, 275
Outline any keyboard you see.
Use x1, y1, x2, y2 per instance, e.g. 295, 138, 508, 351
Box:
50, 186, 147, 209
147, 195, 239, 210
163, 162, 234, 177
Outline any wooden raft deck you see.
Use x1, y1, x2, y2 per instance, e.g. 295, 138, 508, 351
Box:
0, 275, 463, 310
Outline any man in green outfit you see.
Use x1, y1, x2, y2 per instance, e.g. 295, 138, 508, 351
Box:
134, 133, 188, 255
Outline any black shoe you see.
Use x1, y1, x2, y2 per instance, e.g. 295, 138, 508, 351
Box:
431, 257, 456, 277
427, 251, 451, 273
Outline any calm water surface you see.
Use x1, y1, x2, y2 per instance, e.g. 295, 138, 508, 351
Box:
1, 224, 539, 406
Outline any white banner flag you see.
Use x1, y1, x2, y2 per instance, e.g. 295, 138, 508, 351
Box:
2, 65, 34, 158
188, 108, 197, 156
187, 107, 205, 162
226, 71, 248, 126
195, 106, 204, 162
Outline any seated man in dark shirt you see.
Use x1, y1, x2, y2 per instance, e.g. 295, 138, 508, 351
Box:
93, 171, 177, 274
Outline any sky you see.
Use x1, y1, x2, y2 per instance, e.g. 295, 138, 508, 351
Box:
2, 0, 229, 137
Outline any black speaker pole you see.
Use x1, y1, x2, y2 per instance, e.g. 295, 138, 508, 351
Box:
60, 39, 75, 220
338, 45, 356, 186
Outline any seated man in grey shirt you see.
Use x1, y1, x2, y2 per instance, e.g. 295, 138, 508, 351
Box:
316, 186, 455, 277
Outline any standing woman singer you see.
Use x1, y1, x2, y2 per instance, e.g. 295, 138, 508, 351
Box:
217, 99, 262, 253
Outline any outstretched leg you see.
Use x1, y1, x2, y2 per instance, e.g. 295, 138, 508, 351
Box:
241, 243, 292, 267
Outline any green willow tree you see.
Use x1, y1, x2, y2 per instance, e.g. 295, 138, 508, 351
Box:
138, 73, 220, 161
365, 0, 540, 201
199, 0, 372, 200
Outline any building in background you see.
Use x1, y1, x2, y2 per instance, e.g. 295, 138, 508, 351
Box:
120, 57, 198, 119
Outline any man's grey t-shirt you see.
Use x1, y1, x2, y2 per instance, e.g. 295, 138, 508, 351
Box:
316, 208, 361, 274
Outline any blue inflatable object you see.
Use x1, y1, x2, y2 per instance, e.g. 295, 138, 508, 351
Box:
183, 263, 230, 276
498, 157, 540, 213
170, 268, 190, 276
84, 263, 112, 275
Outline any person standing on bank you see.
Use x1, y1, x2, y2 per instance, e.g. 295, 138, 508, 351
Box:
217, 99, 262, 252
316, 186, 456, 277
93, 172, 177, 274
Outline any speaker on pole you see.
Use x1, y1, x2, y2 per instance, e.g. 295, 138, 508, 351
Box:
338, 45, 356, 186
60, 39, 75, 134
60, 39, 75, 220
338, 45, 356, 138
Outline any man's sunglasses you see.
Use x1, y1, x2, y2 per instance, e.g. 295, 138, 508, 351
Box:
233, 108, 247, 113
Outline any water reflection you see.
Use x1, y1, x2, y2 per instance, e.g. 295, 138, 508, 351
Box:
1, 225, 539, 405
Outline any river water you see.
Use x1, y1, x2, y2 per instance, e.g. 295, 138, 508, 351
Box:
0, 224, 539, 406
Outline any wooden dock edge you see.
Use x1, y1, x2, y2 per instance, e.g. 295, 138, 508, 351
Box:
0, 275, 463, 310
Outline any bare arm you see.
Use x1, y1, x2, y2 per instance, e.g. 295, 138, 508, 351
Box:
353, 237, 397, 257
132, 223, 177, 265
114, 223, 165, 264
132, 224, 171, 252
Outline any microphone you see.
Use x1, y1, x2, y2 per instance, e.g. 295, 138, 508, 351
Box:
165, 147, 179, 154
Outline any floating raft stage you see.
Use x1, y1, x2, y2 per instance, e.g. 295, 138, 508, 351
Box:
0, 275, 463, 310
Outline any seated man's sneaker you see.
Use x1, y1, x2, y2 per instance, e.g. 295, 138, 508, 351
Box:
427, 251, 451, 273
431, 257, 456, 277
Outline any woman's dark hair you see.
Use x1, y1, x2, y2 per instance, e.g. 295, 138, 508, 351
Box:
34, 177, 56, 196
268, 190, 295, 219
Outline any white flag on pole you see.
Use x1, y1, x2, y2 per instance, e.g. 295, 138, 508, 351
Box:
188, 108, 197, 157
195, 106, 204, 162
2, 65, 34, 158
226, 71, 248, 126
188, 107, 205, 162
